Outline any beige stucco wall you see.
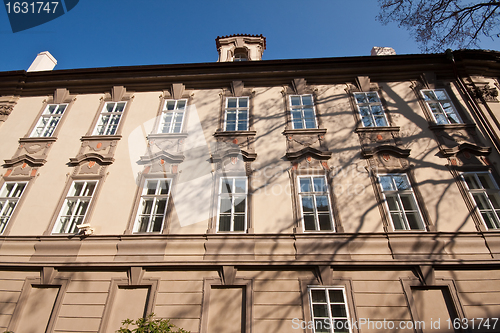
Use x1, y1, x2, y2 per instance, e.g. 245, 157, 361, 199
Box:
0, 80, 496, 236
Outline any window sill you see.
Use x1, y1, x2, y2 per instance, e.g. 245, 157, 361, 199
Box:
283, 128, 327, 135
428, 123, 475, 131
147, 133, 188, 140
355, 126, 400, 133
20, 137, 57, 143
214, 130, 256, 137
81, 135, 122, 141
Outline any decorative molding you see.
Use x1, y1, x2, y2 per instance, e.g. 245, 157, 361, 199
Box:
285, 146, 331, 161
0, 95, 19, 121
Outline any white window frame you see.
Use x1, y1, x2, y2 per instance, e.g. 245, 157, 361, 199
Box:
52, 180, 98, 234
224, 97, 249, 131
353, 92, 388, 127
290, 94, 317, 129
158, 99, 187, 134
421, 89, 462, 125
298, 175, 334, 232
462, 172, 500, 230
0, 182, 27, 234
378, 174, 425, 231
217, 177, 248, 232
92, 101, 126, 136
133, 178, 171, 233
309, 287, 352, 333
30, 104, 68, 137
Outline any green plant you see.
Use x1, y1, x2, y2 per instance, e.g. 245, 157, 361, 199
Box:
117, 313, 190, 333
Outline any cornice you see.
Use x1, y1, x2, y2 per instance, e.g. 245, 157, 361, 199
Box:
1, 50, 499, 97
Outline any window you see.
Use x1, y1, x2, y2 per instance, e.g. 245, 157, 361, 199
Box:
0, 182, 27, 234
133, 179, 171, 233
378, 174, 425, 231
290, 94, 317, 129
93, 102, 126, 135
298, 176, 334, 231
421, 89, 462, 125
224, 97, 248, 131
462, 172, 500, 230
233, 48, 248, 61
158, 99, 186, 134
217, 177, 247, 232
353, 92, 388, 127
53, 180, 97, 234
309, 287, 351, 333
31, 104, 67, 137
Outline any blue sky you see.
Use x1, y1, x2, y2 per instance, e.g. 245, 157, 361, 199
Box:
0, 0, 499, 72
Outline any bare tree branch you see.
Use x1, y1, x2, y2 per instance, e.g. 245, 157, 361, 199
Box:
377, 0, 500, 52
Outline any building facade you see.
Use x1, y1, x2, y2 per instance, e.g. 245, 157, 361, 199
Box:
0, 35, 500, 332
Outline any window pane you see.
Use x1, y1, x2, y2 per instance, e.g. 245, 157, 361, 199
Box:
374, 116, 388, 127
316, 196, 329, 212
478, 174, 496, 189
313, 177, 326, 192
331, 304, 347, 318
238, 98, 248, 108
300, 178, 311, 193
154, 199, 167, 215
313, 304, 328, 317
379, 176, 394, 191
233, 215, 245, 231
177, 100, 186, 109
146, 180, 157, 195
301, 196, 314, 212
115, 102, 126, 112
219, 216, 231, 231
302, 95, 313, 105
318, 214, 332, 231
220, 198, 232, 214
304, 215, 316, 231
386, 196, 399, 211
434, 90, 447, 100
391, 213, 405, 230
311, 290, 327, 302
314, 320, 329, 333
422, 90, 435, 100
221, 179, 232, 193
481, 212, 498, 229
234, 197, 246, 213
400, 194, 418, 211
354, 93, 367, 104
329, 290, 344, 303
367, 92, 380, 103
227, 98, 237, 108
473, 193, 490, 210
406, 213, 423, 230
159, 180, 170, 195
152, 216, 163, 232
394, 176, 410, 190
290, 96, 300, 106
361, 116, 374, 127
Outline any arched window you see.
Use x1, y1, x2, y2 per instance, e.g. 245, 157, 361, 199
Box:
233, 48, 248, 61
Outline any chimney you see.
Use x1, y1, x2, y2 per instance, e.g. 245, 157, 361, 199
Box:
371, 47, 396, 56
27, 51, 57, 72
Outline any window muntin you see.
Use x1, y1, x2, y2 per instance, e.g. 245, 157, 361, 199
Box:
133, 179, 171, 233
298, 176, 334, 232
30, 104, 67, 137
421, 89, 462, 125
217, 177, 247, 232
93, 102, 126, 135
158, 99, 186, 134
290, 94, 317, 129
353, 92, 388, 127
53, 181, 97, 234
462, 172, 500, 230
378, 174, 425, 231
309, 287, 351, 333
0, 182, 27, 234
224, 97, 248, 131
